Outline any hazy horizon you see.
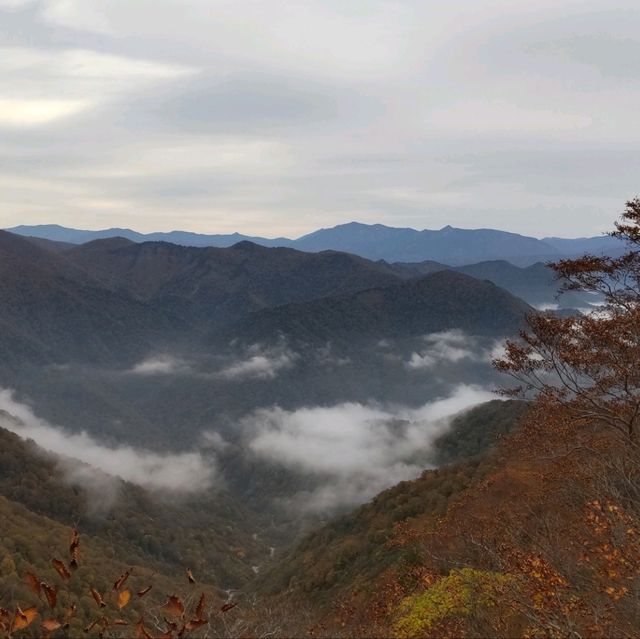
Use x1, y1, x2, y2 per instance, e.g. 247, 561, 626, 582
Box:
3, 219, 617, 241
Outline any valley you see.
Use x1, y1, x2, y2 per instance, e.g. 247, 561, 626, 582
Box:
0, 214, 637, 637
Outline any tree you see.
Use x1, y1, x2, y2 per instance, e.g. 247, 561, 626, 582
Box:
496, 197, 640, 443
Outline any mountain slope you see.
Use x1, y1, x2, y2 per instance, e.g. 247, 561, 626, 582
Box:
0, 421, 267, 588
542, 234, 627, 256
63, 239, 402, 326
293, 222, 559, 264
222, 270, 532, 347
257, 400, 527, 600
392, 259, 591, 308
0, 231, 181, 368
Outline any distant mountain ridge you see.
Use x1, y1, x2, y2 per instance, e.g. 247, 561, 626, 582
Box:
6, 221, 628, 266
220, 270, 532, 349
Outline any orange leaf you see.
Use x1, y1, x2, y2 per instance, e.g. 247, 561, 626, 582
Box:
42, 619, 62, 632
186, 568, 195, 584
117, 589, 131, 610
12, 606, 38, 631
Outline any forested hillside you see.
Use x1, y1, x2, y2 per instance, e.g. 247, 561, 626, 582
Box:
250, 200, 640, 638
0, 425, 268, 588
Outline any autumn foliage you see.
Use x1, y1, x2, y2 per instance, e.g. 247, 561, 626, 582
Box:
309, 200, 640, 638
0, 527, 243, 639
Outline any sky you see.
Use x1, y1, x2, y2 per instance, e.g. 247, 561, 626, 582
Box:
0, 0, 638, 238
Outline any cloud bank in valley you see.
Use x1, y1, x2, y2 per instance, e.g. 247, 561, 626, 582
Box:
216, 344, 297, 380
405, 330, 505, 370
129, 355, 191, 375
244, 384, 497, 510
0, 388, 215, 494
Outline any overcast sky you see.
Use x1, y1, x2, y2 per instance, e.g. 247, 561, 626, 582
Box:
0, 0, 638, 238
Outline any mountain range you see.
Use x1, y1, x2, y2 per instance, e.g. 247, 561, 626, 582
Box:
5, 222, 627, 266
0, 230, 532, 451
0, 221, 630, 637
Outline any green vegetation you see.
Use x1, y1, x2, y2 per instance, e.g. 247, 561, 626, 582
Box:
0, 426, 267, 589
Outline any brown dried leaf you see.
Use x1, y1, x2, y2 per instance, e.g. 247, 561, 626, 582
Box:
113, 570, 130, 591
185, 618, 206, 631
24, 572, 42, 597
90, 587, 106, 608
84, 618, 99, 633
134, 617, 153, 639
42, 618, 62, 632
42, 582, 58, 609
195, 593, 206, 619
52, 559, 71, 581
137, 585, 153, 598
161, 595, 185, 618
186, 568, 195, 584
69, 546, 79, 571
70, 529, 80, 554
64, 601, 77, 622
220, 602, 238, 614
163, 617, 178, 631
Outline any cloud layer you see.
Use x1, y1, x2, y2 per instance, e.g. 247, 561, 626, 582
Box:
0, 1, 638, 236
244, 384, 497, 510
0, 388, 215, 493
405, 330, 503, 370
216, 344, 297, 381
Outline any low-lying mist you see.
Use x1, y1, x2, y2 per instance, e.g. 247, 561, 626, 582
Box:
1, 329, 509, 515
0, 388, 216, 494
241, 384, 498, 511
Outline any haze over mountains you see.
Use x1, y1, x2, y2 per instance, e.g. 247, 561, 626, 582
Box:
0, 230, 533, 450
0, 224, 609, 607
0, 216, 630, 636
0, 228, 600, 440
7, 222, 627, 266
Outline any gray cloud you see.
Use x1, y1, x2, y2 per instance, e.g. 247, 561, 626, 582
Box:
243, 384, 497, 511
0, 388, 216, 493
0, 1, 638, 237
